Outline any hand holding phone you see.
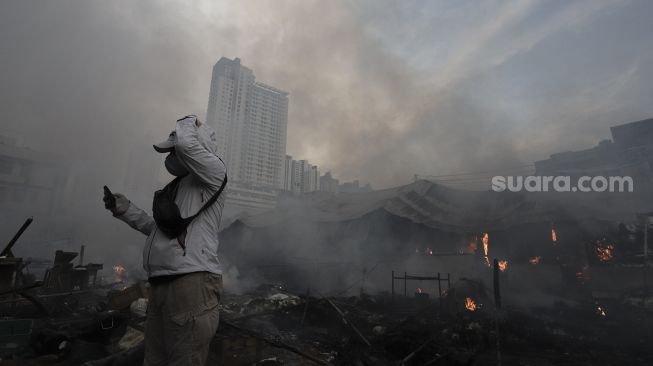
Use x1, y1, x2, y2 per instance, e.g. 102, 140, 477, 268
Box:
103, 185, 116, 209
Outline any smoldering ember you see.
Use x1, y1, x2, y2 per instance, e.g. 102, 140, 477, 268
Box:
2, 2, 653, 366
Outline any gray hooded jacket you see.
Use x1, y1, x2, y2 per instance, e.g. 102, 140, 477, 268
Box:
117, 116, 227, 278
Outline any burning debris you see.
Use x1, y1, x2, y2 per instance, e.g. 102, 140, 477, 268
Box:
415, 247, 434, 255
596, 305, 607, 317
478, 233, 492, 267
1, 217, 653, 365
5, 274, 651, 365
497, 260, 508, 272
593, 239, 615, 262
464, 297, 478, 312
1, 177, 652, 365
528, 256, 542, 265
112, 264, 127, 283
596, 245, 614, 262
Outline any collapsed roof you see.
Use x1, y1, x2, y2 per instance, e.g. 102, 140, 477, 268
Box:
225, 180, 652, 232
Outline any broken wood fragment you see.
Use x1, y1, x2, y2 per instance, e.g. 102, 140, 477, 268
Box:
221, 319, 334, 366
324, 296, 371, 346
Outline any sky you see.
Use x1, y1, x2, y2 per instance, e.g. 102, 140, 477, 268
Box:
1, 0, 653, 190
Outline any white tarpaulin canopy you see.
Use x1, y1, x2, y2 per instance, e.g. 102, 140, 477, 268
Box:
226, 180, 650, 232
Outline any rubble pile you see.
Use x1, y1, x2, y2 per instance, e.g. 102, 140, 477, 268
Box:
1, 273, 652, 365
215, 287, 653, 366
2, 218, 653, 365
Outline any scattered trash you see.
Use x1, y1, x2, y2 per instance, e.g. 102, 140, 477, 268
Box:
108, 281, 147, 310
117, 326, 144, 351
129, 297, 148, 318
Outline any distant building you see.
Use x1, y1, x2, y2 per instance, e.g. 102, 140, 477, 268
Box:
339, 180, 360, 194
291, 159, 307, 194
281, 156, 321, 195
320, 172, 339, 194
307, 165, 320, 192
339, 180, 372, 194
535, 118, 653, 190
283, 155, 293, 192
0, 133, 73, 239
205, 57, 289, 213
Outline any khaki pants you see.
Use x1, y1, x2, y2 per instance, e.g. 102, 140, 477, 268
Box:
144, 272, 222, 366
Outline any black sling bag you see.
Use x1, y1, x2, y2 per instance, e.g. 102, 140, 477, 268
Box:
152, 174, 228, 239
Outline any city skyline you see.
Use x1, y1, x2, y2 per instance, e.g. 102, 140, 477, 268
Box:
4, 1, 653, 190
206, 56, 369, 200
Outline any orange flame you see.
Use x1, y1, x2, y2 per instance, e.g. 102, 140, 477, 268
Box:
595, 240, 614, 262
112, 265, 126, 283
426, 247, 433, 255
498, 260, 508, 272
481, 233, 491, 267
465, 297, 477, 311
551, 228, 557, 243
529, 256, 542, 265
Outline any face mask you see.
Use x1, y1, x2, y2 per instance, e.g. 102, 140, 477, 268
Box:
165, 153, 189, 177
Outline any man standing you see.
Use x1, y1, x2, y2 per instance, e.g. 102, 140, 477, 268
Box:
104, 115, 227, 365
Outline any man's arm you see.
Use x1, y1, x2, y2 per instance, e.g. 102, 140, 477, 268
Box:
116, 202, 156, 236
174, 117, 226, 190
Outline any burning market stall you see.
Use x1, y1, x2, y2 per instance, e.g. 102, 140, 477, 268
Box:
220, 180, 653, 299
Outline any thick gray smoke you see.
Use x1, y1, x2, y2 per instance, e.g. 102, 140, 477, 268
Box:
1, 0, 653, 279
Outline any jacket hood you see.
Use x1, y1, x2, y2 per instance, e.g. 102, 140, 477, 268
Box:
197, 123, 218, 154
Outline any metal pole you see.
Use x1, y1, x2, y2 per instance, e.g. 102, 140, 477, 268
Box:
78, 245, 85, 266
493, 258, 502, 366
391, 270, 395, 302
300, 287, 310, 327
404, 272, 407, 297
493, 259, 501, 309
437, 272, 442, 298
1, 217, 34, 257
360, 266, 366, 296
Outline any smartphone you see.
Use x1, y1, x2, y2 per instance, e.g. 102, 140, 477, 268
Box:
104, 185, 116, 208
